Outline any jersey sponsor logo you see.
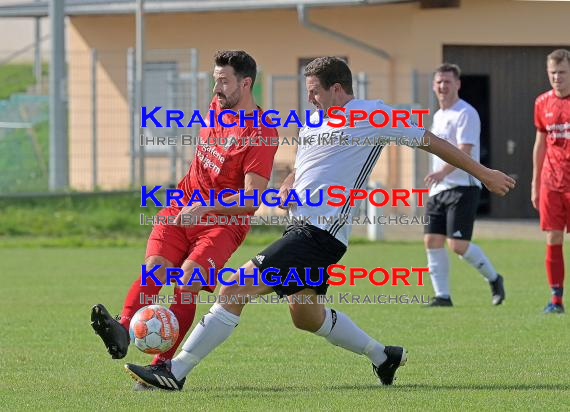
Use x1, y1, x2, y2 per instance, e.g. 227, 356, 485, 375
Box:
452, 230, 463, 238
255, 255, 265, 264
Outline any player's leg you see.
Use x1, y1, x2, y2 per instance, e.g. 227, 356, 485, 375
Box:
545, 230, 564, 312
124, 258, 272, 389
151, 226, 247, 365
148, 259, 204, 366
424, 192, 452, 306
540, 188, 565, 313
91, 207, 189, 359
287, 288, 406, 385
447, 187, 505, 305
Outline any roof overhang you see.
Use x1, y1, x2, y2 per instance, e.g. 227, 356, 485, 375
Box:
0, 0, 412, 18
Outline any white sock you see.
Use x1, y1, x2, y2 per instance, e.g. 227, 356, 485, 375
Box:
315, 308, 387, 367
170, 304, 239, 380
427, 248, 450, 298
460, 243, 498, 282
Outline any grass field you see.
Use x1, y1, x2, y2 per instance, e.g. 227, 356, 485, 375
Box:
1, 240, 569, 411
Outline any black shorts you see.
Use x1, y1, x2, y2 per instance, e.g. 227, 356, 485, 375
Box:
251, 224, 347, 297
424, 186, 481, 241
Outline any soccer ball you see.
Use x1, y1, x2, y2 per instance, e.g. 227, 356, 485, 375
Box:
129, 305, 179, 354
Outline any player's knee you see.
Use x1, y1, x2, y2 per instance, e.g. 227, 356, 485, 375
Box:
144, 256, 172, 283
179, 261, 208, 292
546, 231, 564, 245
290, 310, 321, 332
425, 234, 445, 249
448, 240, 469, 255
220, 283, 241, 298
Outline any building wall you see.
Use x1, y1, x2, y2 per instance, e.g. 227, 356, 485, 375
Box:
67, 0, 570, 198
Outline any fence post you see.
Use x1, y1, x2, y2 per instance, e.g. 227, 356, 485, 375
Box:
367, 181, 384, 241
167, 70, 177, 185
48, 0, 68, 191
136, 0, 145, 186
357, 71, 368, 100
127, 48, 136, 186
91, 48, 97, 190
185, 48, 199, 177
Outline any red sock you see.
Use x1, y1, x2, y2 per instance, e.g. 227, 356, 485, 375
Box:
119, 275, 162, 330
152, 289, 198, 365
546, 244, 564, 305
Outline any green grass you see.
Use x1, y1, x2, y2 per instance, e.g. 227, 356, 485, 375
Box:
0, 64, 46, 100
1, 240, 568, 411
0, 192, 290, 246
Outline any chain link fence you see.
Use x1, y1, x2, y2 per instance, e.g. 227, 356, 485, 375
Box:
1, 48, 437, 219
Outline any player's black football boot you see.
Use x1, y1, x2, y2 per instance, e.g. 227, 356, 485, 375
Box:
373, 346, 408, 385
490, 274, 505, 305
125, 360, 185, 391
91, 304, 130, 359
426, 296, 453, 307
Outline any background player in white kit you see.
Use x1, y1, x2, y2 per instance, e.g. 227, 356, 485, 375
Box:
424, 63, 505, 307
124, 57, 515, 391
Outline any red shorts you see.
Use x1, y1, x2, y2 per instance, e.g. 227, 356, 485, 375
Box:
539, 187, 570, 232
145, 207, 248, 292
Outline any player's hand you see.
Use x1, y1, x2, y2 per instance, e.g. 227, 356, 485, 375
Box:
277, 185, 292, 210
531, 184, 540, 210
174, 204, 215, 226
482, 169, 516, 196
424, 170, 447, 187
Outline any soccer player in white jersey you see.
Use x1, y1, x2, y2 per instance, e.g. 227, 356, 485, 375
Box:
424, 63, 505, 307
124, 57, 516, 391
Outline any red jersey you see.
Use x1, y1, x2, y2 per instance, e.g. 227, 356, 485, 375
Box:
176, 97, 279, 225
534, 90, 570, 191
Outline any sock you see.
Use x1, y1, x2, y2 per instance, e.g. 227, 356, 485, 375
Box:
151, 289, 198, 365
170, 303, 239, 380
460, 243, 498, 282
314, 308, 387, 367
427, 248, 450, 298
119, 274, 162, 330
546, 244, 565, 305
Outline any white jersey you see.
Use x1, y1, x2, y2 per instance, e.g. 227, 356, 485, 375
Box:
429, 99, 482, 197
290, 98, 426, 246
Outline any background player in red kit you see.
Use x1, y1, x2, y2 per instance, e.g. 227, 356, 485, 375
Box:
532, 49, 570, 314
90, 50, 279, 370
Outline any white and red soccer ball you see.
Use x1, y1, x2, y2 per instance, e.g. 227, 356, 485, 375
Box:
129, 305, 179, 354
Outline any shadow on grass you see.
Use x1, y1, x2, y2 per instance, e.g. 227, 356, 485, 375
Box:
179, 382, 570, 393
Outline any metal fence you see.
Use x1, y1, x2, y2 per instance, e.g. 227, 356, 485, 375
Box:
0, 48, 437, 211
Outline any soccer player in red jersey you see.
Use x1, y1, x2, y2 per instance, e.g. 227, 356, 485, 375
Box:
90, 51, 279, 371
532, 49, 570, 314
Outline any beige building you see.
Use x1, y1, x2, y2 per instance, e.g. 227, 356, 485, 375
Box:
1, 0, 568, 217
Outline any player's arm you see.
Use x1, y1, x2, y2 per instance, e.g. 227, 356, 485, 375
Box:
419, 131, 515, 196
424, 144, 473, 187
174, 172, 269, 225
531, 130, 547, 210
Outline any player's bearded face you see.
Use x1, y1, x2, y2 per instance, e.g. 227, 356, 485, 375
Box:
213, 66, 243, 109
217, 86, 241, 109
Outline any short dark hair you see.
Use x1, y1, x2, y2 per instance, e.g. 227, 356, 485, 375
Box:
434, 63, 461, 79
547, 49, 570, 65
304, 56, 353, 94
214, 50, 257, 88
